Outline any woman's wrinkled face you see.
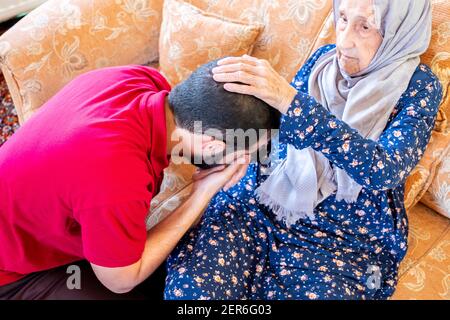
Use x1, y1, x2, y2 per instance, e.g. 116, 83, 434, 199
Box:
336, 0, 383, 75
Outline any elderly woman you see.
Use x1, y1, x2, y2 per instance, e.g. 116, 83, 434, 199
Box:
164, 0, 443, 300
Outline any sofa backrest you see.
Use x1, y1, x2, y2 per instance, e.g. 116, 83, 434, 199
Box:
0, 0, 448, 125
0, 0, 164, 122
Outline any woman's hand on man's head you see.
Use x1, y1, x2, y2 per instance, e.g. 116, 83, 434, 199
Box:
212, 54, 298, 114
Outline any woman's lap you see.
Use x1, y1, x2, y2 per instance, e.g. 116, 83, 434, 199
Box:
164, 164, 398, 300
164, 167, 267, 299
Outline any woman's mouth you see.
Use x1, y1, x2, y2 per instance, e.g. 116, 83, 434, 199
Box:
340, 53, 356, 61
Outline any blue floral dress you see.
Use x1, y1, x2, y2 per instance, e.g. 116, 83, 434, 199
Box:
164, 44, 443, 300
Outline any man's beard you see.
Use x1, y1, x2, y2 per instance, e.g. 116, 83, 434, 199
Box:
189, 153, 225, 170
187, 141, 272, 170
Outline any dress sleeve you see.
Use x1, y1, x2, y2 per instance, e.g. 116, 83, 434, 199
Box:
279, 68, 443, 191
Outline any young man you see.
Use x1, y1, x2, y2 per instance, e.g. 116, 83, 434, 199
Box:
0, 60, 280, 299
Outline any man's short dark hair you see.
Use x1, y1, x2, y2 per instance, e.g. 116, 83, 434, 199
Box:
168, 58, 281, 148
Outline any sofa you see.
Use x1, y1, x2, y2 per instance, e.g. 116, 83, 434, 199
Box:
0, 0, 47, 23
0, 0, 448, 300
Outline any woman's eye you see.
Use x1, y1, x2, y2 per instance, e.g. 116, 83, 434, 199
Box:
340, 15, 347, 22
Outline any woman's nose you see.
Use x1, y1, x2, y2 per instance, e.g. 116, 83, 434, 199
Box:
337, 25, 356, 52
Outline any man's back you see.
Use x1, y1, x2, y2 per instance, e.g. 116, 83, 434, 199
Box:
0, 65, 171, 286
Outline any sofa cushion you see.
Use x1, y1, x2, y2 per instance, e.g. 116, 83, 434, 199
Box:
403, 0, 450, 211
147, 161, 195, 230
158, 0, 263, 86
186, 0, 333, 82
392, 202, 450, 300
421, 147, 450, 219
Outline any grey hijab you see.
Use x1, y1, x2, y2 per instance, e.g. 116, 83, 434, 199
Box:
255, 0, 433, 227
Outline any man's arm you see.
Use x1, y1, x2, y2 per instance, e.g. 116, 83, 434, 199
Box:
91, 160, 249, 294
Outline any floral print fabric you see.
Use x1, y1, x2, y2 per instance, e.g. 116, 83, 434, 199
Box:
163, 44, 443, 300
165, 45, 442, 299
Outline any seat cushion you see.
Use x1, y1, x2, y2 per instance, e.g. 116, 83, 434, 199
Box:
393, 202, 450, 299
150, 168, 450, 299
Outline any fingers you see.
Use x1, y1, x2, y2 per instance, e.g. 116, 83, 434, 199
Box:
223, 165, 243, 186
223, 165, 244, 192
223, 155, 250, 191
212, 70, 261, 86
192, 156, 249, 194
222, 83, 258, 96
217, 54, 260, 67
192, 165, 226, 181
212, 55, 273, 98
223, 163, 250, 191
242, 54, 262, 64
212, 62, 266, 77
221, 155, 248, 175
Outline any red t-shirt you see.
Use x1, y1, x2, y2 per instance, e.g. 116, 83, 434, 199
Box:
0, 65, 171, 286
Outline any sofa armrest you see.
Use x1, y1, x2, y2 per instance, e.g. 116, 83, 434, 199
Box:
148, 162, 196, 230
0, 0, 164, 123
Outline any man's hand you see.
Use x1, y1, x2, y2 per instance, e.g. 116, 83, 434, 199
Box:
188, 157, 250, 228
192, 155, 250, 196
91, 156, 250, 294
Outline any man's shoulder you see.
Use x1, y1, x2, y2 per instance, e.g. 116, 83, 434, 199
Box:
77, 65, 170, 87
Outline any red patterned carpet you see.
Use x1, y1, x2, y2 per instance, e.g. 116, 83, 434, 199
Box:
0, 18, 21, 147
0, 72, 19, 147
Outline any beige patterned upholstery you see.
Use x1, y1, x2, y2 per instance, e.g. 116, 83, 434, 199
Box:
0, 0, 164, 123
421, 148, 450, 219
395, 203, 450, 300
0, 0, 448, 299
158, 0, 264, 86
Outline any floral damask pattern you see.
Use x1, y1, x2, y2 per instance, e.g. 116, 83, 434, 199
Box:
411, 1, 450, 214
393, 203, 450, 300
158, 0, 263, 86
0, 73, 19, 146
0, 0, 449, 299
422, 149, 450, 218
434, 21, 450, 46
146, 162, 196, 230
282, 0, 328, 25
0, 0, 164, 123
187, 0, 333, 80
